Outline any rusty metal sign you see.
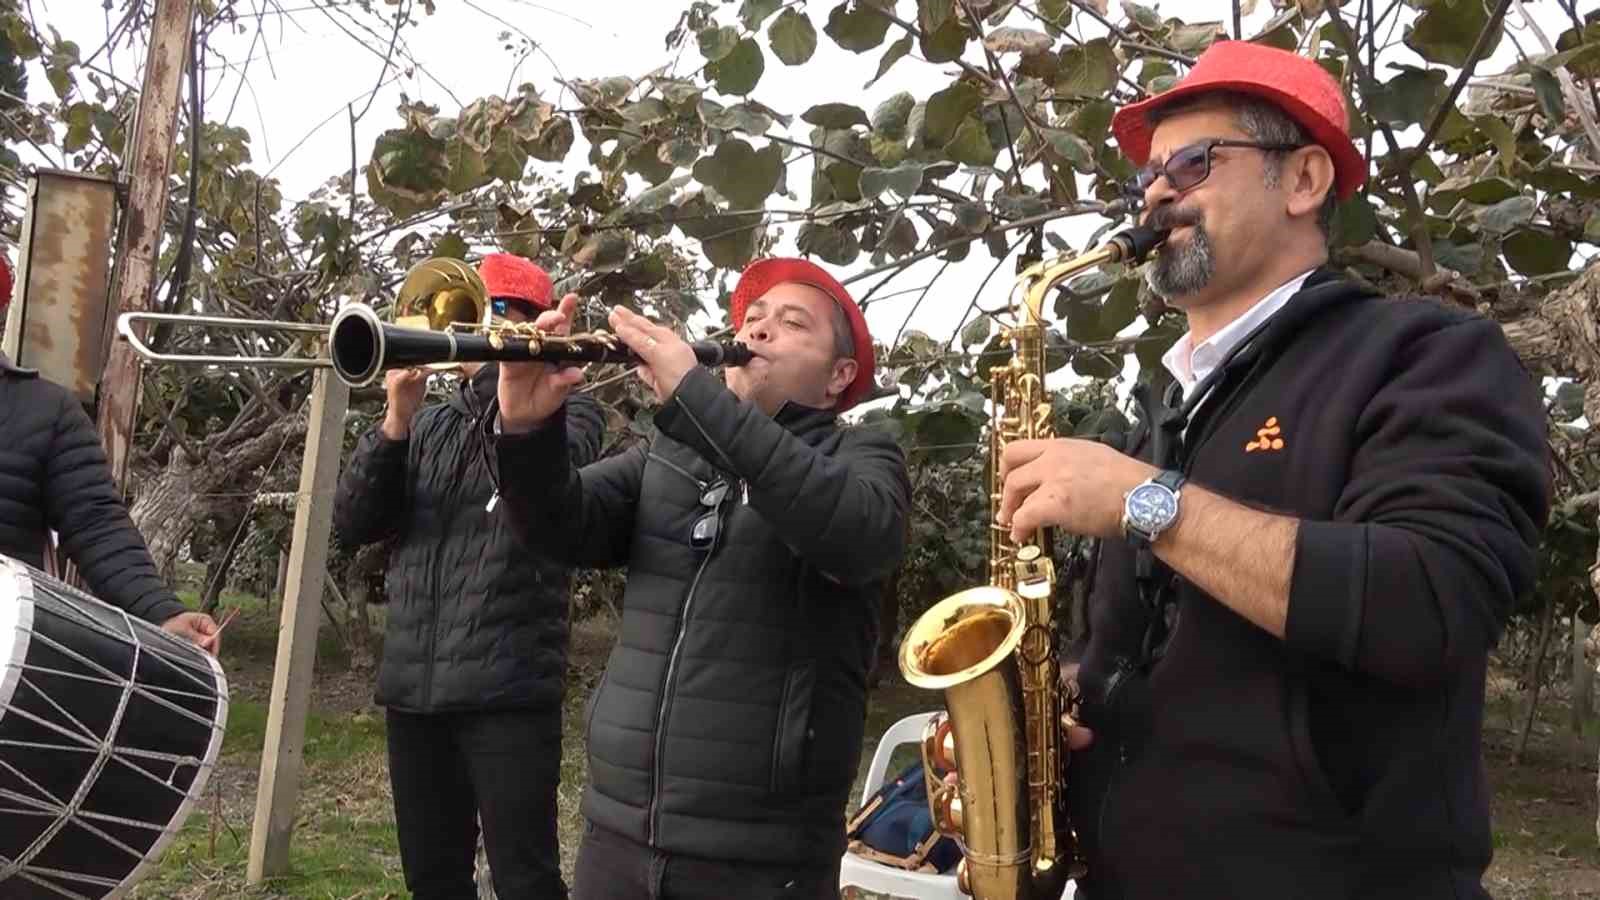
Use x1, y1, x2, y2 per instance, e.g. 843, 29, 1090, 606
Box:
0, 168, 120, 407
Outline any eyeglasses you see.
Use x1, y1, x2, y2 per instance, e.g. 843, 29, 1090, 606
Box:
691, 481, 731, 551
1124, 138, 1303, 199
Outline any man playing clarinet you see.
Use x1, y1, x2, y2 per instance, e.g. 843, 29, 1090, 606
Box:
492, 258, 910, 900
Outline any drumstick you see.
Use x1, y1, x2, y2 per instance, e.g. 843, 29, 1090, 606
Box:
212, 606, 241, 637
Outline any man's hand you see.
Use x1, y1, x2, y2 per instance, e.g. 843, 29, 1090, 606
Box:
1060, 662, 1093, 752
997, 438, 1157, 543
498, 294, 585, 434
380, 368, 429, 440
162, 611, 221, 655
607, 306, 698, 403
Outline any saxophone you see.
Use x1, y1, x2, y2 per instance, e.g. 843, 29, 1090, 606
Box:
898, 225, 1167, 900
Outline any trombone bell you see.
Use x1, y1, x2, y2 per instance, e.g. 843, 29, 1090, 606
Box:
393, 258, 490, 373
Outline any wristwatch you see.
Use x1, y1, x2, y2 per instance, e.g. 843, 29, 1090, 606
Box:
1122, 469, 1186, 545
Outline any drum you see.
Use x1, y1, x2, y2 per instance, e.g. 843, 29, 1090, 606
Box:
0, 553, 228, 898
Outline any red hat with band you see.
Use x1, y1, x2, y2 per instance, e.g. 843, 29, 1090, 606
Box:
479, 253, 554, 315
1111, 40, 1367, 201
730, 257, 876, 412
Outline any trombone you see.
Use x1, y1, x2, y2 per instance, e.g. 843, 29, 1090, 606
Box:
116, 257, 753, 388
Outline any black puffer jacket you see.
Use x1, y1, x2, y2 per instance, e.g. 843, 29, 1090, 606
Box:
495, 366, 912, 867
333, 364, 604, 713
0, 354, 185, 624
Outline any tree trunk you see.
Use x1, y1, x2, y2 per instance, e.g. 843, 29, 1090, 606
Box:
1499, 260, 1600, 834
1499, 260, 1600, 382
128, 413, 308, 578
129, 454, 200, 582
1513, 596, 1557, 766
340, 542, 386, 672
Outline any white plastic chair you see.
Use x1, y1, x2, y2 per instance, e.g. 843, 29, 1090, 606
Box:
839, 711, 1078, 900
839, 711, 965, 900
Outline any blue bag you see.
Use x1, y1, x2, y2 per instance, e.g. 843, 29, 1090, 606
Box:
844, 760, 962, 874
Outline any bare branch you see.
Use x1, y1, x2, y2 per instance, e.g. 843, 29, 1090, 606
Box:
1324, 6, 1437, 280
944, 234, 1027, 352
1512, 0, 1600, 163
871, 6, 997, 89
1410, 0, 1514, 167
843, 201, 1126, 287
960, 2, 1029, 192
892, 259, 954, 350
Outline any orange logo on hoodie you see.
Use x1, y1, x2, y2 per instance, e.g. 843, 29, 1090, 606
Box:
1246, 417, 1285, 452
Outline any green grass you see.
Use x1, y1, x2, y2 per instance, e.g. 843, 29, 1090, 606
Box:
124, 587, 1600, 899
218, 699, 388, 761
134, 814, 407, 900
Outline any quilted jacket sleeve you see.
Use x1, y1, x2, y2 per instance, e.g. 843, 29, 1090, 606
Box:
495, 401, 646, 569
653, 367, 911, 586
562, 391, 606, 469
43, 388, 186, 625
332, 419, 412, 548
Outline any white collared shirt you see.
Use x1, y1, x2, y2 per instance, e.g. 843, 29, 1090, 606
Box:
1160, 269, 1316, 398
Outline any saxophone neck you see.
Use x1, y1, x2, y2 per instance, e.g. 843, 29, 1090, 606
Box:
1015, 225, 1171, 323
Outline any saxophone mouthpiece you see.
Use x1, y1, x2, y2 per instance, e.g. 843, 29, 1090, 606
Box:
1110, 225, 1170, 264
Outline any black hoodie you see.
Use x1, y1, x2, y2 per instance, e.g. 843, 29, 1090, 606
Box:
333, 364, 605, 713
1066, 270, 1551, 900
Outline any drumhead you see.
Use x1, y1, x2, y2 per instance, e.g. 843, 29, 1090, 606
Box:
0, 553, 229, 899
0, 555, 35, 726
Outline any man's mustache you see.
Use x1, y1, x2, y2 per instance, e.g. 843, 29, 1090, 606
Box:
1146, 207, 1204, 232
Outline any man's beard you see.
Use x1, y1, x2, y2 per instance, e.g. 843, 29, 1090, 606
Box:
1145, 208, 1214, 301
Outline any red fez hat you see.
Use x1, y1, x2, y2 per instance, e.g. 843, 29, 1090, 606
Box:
479, 253, 554, 310
729, 258, 876, 412
1112, 40, 1367, 201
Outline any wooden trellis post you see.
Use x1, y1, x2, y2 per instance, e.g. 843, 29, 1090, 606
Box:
246, 371, 349, 883
96, 0, 195, 491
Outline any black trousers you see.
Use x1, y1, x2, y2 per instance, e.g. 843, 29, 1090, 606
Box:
572, 820, 840, 900
386, 708, 567, 900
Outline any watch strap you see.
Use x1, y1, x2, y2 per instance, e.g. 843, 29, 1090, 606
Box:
1154, 469, 1186, 491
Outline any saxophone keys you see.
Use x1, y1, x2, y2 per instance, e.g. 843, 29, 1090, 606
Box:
931, 781, 964, 835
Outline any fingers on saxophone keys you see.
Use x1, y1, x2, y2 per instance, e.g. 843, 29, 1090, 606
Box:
1061, 715, 1094, 751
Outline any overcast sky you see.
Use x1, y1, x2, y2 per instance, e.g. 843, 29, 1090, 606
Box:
21, 0, 1581, 406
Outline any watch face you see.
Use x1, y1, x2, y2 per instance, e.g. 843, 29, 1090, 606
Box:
1127, 483, 1178, 530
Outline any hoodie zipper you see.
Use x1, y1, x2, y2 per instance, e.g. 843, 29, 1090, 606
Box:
1091, 341, 1273, 877
1095, 655, 1135, 885
431, 375, 499, 708
646, 466, 730, 847
647, 452, 705, 489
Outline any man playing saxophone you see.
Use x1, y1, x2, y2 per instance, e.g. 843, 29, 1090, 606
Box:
492, 259, 910, 899
997, 41, 1550, 899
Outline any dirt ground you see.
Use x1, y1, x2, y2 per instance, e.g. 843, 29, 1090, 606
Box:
129, 599, 1600, 899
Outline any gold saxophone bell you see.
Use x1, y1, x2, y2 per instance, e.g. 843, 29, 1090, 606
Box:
899, 225, 1168, 900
